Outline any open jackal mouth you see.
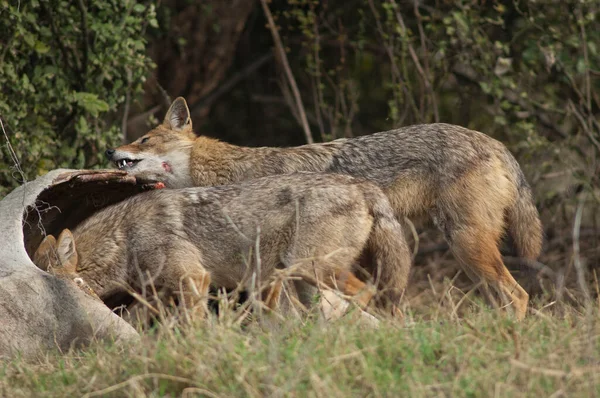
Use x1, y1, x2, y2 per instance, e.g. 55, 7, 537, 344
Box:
115, 158, 141, 170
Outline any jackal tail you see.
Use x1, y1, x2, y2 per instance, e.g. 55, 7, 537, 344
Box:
507, 184, 543, 260
363, 189, 412, 311
504, 151, 543, 260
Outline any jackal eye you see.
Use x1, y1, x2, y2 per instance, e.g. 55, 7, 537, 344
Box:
140, 137, 149, 144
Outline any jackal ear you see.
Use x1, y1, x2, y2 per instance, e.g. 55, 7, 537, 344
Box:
33, 234, 57, 271
163, 97, 192, 132
56, 229, 78, 274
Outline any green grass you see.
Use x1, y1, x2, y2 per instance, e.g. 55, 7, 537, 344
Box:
2, 299, 600, 398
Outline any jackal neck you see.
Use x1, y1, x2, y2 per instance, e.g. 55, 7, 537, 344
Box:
166, 146, 194, 188
190, 136, 341, 186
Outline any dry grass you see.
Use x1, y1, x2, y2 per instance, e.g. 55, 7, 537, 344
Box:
2, 279, 600, 398
3, 216, 599, 397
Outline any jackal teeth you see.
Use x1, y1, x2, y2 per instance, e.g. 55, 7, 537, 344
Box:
116, 159, 130, 169
115, 158, 140, 170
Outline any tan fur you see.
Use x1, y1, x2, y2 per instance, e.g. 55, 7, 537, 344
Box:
33, 231, 101, 301
31, 174, 412, 320
107, 97, 544, 320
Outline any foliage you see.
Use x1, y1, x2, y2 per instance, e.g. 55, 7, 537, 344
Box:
273, 0, 600, 201
0, 0, 156, 197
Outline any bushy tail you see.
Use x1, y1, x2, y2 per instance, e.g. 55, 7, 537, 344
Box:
507, 185, 543, 260
363, 188, 412, 311
503, 151, 543, 260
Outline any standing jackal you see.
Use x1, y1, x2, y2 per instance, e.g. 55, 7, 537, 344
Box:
32, 173, 411, 318
106, 97, 543, 319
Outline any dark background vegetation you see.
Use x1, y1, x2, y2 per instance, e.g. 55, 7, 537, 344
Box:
1, 0, 598, 295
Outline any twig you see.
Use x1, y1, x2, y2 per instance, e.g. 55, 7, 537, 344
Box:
126, 104, 162, 132
181, 387, 224, 398
311, 81, 327, 141
416, 241, 449, 256
568, 100, 600, 153
452, 63, 569, 139
40, 2, 75, 72
77, 0, 89, 87
0, 117, 26, 185
260, 0, 314, 144
311, 7, 327, 141
278, 73, 301, 126
190, 53, 273, 116
502, 257, 556, 279
156, 82, 172, 109
121, 68, 132, 144
254, 226, 263, 317
573, 197, 591, 302
576, 6, 593, 128
510, 359, 600, 378
403, 217, 420, 259
139, 0, 161, 37
389, 0, 439, 122
0, 32, 13, 65
82, 373, 207, 398
509, 359, 569, 378
413, 0, 436, 122
367, 0, 421, 123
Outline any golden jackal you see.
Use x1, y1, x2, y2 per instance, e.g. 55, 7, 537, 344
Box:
106, 97, 543, 319
32, 173, 411, 318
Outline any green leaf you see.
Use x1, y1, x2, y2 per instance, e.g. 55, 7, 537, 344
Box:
73, 92, 110, 116
23, 32, 35, 48
34, 41, 49, 54
576, 58, 586, 74
480, 82, 491, 94
452, 11, 470, 35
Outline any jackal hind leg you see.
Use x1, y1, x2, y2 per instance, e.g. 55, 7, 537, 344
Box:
161, 245, 211, 321
294, 259, 376, 311
262, 278, 283, 311
177, 269, 211, 321
329, 268, 377, 309
436, 213, 529, 320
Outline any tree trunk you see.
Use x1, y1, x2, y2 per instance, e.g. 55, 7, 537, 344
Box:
126, 0, 256, 140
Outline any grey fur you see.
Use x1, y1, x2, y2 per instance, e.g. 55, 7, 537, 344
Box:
36, 173, 412, 317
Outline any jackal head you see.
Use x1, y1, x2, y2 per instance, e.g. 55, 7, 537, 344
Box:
33, 229, 101, 301
105, 97, 196, 188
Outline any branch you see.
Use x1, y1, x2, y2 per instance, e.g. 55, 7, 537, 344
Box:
190, 53, 273, 116
156, 82, 172, 109
77, 0, 89, 89
568, 100, 600, 153
502, 257, 556, 279
0, 117, 26, 185
311, 6, 327, 141
260, 0, 314, 144
452, 63, 570, 139
413, 0, 438, 122
388, 0, 439, 122
40, 2, 75, 73
573, 197, 591, 302
367, 0, 421, 123
121, 68, 132, 144
576, 6, 592, 125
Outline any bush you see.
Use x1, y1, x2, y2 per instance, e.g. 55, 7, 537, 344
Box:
275, 1, 600, 176
0, 0, 156, 197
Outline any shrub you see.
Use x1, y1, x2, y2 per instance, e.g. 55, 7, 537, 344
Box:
0, 0, 156, 197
